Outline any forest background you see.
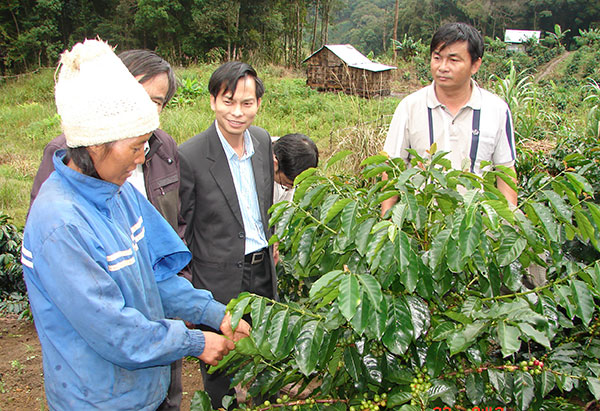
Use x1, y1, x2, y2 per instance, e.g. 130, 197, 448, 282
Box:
2, 0, 600, 74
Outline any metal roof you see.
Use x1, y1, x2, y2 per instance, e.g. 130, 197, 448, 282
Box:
304, 44, 396, 72
504, 29, 541, 43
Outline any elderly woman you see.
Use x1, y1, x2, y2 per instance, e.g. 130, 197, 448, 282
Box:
21, 39, 249, 410
30, 47, 188, 411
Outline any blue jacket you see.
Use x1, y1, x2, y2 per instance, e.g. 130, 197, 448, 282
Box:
22, 151, 226, 410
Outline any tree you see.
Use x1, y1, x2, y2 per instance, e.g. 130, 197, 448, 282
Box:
113, 0, 141, 49
546, 23, 571, 49
310, 0, 320, 52
20, 0, 62, 68
350, 3, 388, 55
392, 0, 399, 62
295, 0, 304, 67
2, 0, 600, 74
321, 0, 329, 45
0, 0, 27, 73
134, 0, 185, 61
186, 0, 241, 62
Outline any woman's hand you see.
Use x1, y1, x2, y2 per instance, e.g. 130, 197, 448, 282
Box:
198, 332, 235, 366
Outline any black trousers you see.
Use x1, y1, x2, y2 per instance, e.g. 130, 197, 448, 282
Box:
202, 253, 273, 410
156, 359, 183, 411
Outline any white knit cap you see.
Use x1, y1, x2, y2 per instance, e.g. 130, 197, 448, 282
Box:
54, 39, 159, 148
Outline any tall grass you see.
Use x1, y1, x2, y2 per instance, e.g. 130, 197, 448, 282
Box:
1, 64, 401, 227
0, 69, 61, 225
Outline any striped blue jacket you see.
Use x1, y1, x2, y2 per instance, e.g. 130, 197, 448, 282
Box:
22, 151, 225, 410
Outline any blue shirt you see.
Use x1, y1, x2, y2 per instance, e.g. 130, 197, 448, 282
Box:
22, 151, 226, 410
215, 121, 268, 254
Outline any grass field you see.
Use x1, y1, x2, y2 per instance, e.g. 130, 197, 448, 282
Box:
0, 65, 404, 228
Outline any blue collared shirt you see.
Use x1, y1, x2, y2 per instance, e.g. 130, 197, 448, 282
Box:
215, 122, 268, 254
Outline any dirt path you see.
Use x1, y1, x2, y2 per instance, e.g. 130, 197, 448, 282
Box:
0, 315, 45, 410
0, 314, 204, 411
536, 51, 572, 81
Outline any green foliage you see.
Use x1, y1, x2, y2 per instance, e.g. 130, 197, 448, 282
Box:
0, 292, 30, 319
214, 150, 600, 410
535, 80, 600, 206
337, 1, 389, 56
478, 36, 562, 85
490, 61, 559, 143
410, 53, 431, 85
546, 25, 571, 50
575, 28, 600, 48
485, 36, 507, 54
190, 390, 214, 411
0, 213, 27, 314
490, 61, 533, 117
3, 0, 600, 74
391, 35, 427, 62
169, 75, 206, 107
584, 78, 600, 139
0, 214, 24, 294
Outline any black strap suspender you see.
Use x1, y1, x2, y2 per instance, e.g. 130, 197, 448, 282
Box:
469, 109, 481, 173
427, 107, 434, 146
426, 107, 481, 172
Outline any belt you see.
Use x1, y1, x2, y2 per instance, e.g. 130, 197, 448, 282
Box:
245, 248, 266, 265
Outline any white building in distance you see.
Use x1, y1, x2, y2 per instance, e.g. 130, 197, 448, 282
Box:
504, 29, 541, 52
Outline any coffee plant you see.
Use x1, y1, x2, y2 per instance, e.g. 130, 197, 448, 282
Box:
0, 213, 29, 317
0, 214, 26, 298
192, 148, 600, 411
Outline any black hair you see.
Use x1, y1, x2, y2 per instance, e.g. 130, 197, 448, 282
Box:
430, 22, 484, 63
273, 133, 319, 181
208, 61, 264, 100
64, 143, 114, 179
118, 49, 177, 106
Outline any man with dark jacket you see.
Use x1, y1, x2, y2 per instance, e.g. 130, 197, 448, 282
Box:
178, 61, 276, 409
29, 49, 188, 411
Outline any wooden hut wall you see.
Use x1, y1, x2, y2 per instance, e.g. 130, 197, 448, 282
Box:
305, 49, 325, 89
306, 49, 347, 91
305, 48, 393, 97
346, 68, 392, 98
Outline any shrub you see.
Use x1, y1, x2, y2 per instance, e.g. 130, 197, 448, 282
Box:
583, 78, 600, 140
566, 52, 582, 77
392, 35, 428, 62
412, 54, 430, 84
574, 28, 600, 48
202, 151, 600, 411
484, 36, 507, 54
169, 75, 206, 107
0, 214, 26, 299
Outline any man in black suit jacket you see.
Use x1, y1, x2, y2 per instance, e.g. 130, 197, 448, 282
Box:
178, 62, 276, 409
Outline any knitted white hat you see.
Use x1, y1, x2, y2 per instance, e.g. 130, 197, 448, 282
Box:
55, 39, 159, 148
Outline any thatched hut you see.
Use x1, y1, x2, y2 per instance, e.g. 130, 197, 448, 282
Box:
303, 44, 396, 98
